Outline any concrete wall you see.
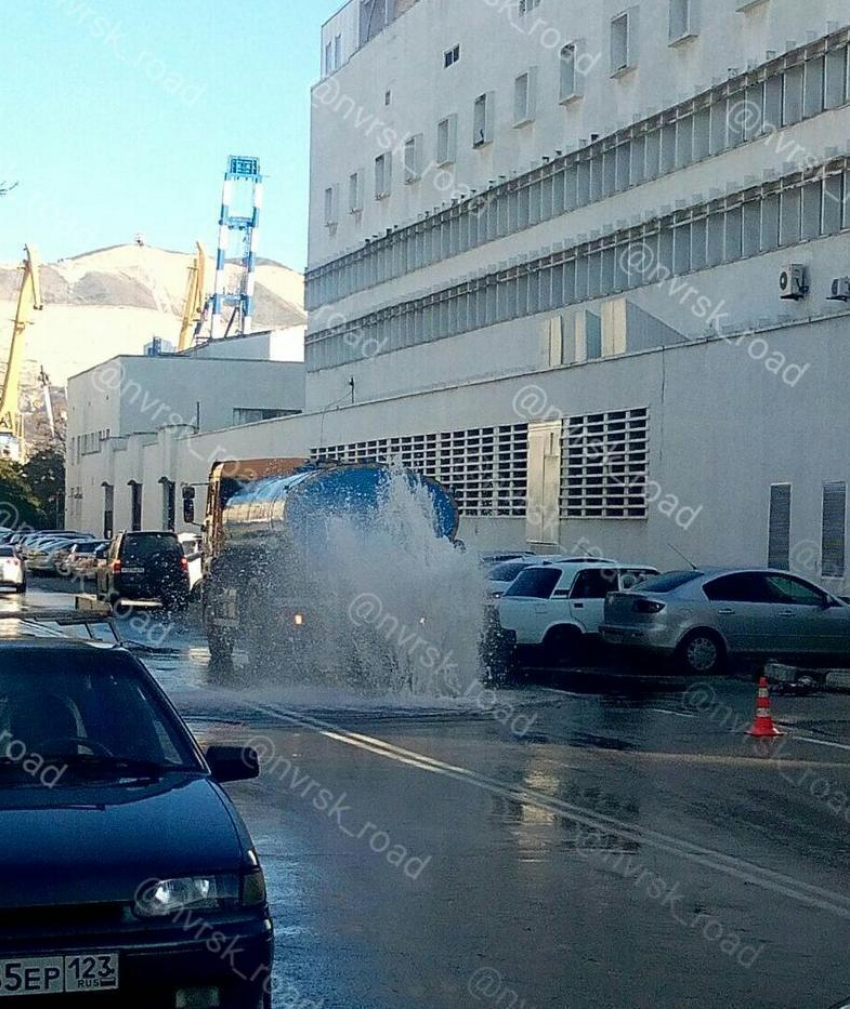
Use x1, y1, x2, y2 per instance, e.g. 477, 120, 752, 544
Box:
309, 0, 850, 266
186, 327, 305, 362
68, 314, 850, 595
67, 355, 306, 444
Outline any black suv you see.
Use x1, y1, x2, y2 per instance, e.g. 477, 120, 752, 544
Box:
98, 532, 190, 611
0, 638, 273, 1007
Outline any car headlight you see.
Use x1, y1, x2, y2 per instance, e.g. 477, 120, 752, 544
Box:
134, 875, 240, 918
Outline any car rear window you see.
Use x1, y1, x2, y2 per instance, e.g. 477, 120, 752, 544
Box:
504, 568, 561, 599
0, 547, 15, 558
122, 534, 182, 563
635, 570, 704, 593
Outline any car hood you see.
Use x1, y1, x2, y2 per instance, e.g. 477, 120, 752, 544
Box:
0, 775, 244, 908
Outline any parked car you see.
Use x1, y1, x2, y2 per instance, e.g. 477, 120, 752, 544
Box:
497, 560, 658, 657
481, 551, 536, 569
601, 567, 850, 675
0, 546, 25, 593
61, 540, 109, 581
486, 555, 616, 598
178, 532, 203, 600
98, 531, 190, 610
0, 636, 272, 1006
487, 559, 546, 599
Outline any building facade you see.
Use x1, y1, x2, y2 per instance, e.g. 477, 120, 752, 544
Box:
65, 333, 305, 535
68, 0, 850, 595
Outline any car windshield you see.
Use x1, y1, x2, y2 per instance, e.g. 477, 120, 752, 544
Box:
0, 649, 201, 783
635, 570, 705, 593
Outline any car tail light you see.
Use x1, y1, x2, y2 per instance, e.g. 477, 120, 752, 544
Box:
180, 556, 189, 571
633, 598, 665, 614
111, 559, 122, 573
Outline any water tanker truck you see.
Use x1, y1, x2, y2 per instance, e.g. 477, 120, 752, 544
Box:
184, 459, 459, 674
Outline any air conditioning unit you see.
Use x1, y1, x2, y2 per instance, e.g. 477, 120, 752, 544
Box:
779, 264, 808, 300
829, 277, 850, 302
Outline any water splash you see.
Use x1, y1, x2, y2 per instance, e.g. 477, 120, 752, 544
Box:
246, 467, 487, 698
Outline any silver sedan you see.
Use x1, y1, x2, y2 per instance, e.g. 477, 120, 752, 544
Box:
601, 568, 850, 675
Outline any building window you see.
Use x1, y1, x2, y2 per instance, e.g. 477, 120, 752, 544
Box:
349, 170, 364, 214
436, 114, 458, 166
404, 134, 424, 183
822, 482, 847, 577
519, 0, 541, 13
313, 423, 529, 519
130, 482, 143, 533
334, 34, 342, 69
611, 9, 638, 76
514, 69, 538, 126
324, 41, 333, 76
561, 408, 650, 519
444, 44, 460, 68
103, 484, 114, 539
560, 44, 581, 102
324, 184, 340, 227
375, 153, 392, 199
384, 90, 392, 106
768, 484, 792, 570
473, 92, 495, 147
669, 0, 698, 43
161, 479, 176, 532
233, 408, 299, 425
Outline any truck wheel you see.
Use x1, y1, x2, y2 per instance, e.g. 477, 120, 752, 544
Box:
207, 624, 235, 677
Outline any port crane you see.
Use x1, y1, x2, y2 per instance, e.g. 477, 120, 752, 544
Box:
0, 245, 43, 460
177, 241, 208, 352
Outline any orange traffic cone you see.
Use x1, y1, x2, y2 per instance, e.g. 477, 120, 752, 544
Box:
748, 675, 784, 738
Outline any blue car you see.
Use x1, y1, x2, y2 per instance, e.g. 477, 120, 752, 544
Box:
0, 638, 272, 1007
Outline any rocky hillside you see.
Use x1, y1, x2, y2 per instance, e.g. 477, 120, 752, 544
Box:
0, 244, 306, 387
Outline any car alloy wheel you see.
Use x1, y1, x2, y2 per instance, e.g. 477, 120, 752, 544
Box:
685, 634, 720, 673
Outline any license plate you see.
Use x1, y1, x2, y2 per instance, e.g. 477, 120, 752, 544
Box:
0, 954, 119, 996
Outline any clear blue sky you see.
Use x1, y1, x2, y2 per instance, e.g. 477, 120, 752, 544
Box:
0, 0, 342, 271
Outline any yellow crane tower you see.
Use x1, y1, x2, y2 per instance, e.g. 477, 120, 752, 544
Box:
0, 245, 43, 461
177, 242, 208, 352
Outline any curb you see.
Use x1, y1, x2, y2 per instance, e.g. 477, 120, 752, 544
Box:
764, 661, 850, 693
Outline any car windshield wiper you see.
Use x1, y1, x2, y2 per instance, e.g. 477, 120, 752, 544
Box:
39, 755, 198, 780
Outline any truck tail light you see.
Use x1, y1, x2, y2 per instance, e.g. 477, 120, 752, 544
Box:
112, 559, 122, 573
180, 556, 189, 571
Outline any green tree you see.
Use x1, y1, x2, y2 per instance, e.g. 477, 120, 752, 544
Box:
22, 448, 65, 527
0, 459, 43, 529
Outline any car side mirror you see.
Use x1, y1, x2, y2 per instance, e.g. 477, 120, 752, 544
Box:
205, 744, 260, 784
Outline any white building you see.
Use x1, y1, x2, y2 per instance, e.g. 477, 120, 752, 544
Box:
65, 331, 304, 534
68, 0, 850, 594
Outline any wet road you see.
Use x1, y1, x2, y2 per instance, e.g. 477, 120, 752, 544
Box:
8, 582, 850, 1009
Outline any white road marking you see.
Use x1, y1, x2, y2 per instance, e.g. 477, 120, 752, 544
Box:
227, 692, 850, 922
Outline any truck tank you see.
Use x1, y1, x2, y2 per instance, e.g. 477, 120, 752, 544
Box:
219, 463, 459, 549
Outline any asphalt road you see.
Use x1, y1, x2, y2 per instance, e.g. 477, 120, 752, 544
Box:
7, 580, 850, 1009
